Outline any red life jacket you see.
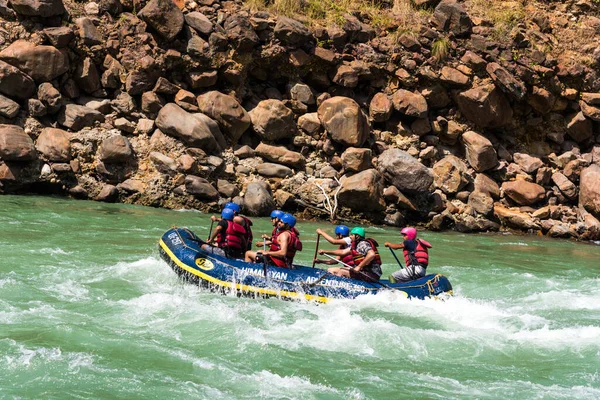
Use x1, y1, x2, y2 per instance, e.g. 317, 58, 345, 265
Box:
403, 239, 431, 267
339, 242, 355, 266
269, 229, 302, 268
351, 238, 382, 267
216, 221, 246, 256
238, 215, 253, 251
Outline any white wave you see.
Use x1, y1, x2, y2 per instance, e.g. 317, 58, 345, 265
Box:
245, 370, 341, 398
510, 325, 600, 348
521, 290, 600, 310
499, 242, 529, 246
3, 340, 95, 373
42, 279, 90, 302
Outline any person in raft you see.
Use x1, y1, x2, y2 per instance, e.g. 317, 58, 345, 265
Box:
312, 225, 354, 267
210, 202, 254, 252
318, 227, 382, 282
245, 213, 302, 268
384, 227, 432, 282
202, 208, 247, 259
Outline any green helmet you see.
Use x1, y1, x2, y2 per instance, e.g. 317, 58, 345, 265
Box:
350, 227, 365, 237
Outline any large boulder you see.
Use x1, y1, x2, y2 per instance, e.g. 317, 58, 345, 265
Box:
502, 180, 545, 206
566, 112, 593, 143
185, 12, 213, 35
494, 204, 540, 230
456, 84, 513, 128
462, 131, 498, 172
243, 182, 275, 216
155, 103, 219, 153
98, 135, 133, 163
338, 169, 384, 212
224, 15, 259, 52
10, 0, 65, 17
249, 100, 297, 141
513, 153, 543, 174
274, 16, 313, 45
432, 0, 472, 36
377, 148, 433, 193
138, 0, 184, 41
369, 92, 393, 122
254, 143, 305, 169
432, 155, 469, 194
185, 175, 219, 199
317, 96, 369, 147
551, 172, 577, 200
0, 125, 36, 161
196, 91, 251, 143
0, 41, 69, 83
580, 164, 600, 218
58, 104, 104, 131
341, 147, 372, 173
0, 60, 36, 99
0, 94, 19, 118
35, 128, 70, 162
392, 89, 428, 119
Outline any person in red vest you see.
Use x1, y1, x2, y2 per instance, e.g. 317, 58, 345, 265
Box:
319, 227, 381, 282
246, 213, 302, 268
384, 227, 432, 282
219, 202, 253, 252
202, 208, 247, 259
313, 225, 354, 267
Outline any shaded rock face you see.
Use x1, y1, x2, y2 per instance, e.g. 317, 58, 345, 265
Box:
196, 91, 250, 143
0, 41, 69, 83
392, 89, 428, 119
243, 182, 275, 216
35, 128, 70, 162
338, 169, 384, 212
138, 0, 184, 41
462, 131, 498, 172
432, 155, 469, 194
456, 84, 513, 128
58, 104, 105, 131
10, 0, 65, 17
249, 100, 297, 141
155, 103, 219, 153
377, 148, 433, 193
580, 164, 600, 218
274, 16, 313, 45
185, 175, 219, 199
341, 147, 372, 173
317, 96, 369, 147
224, 14, 259, 52
255, 143, 305, 169
0, 60, 36, 99
432, 0, 472, 36
0, 125, 36, 161
502, 181, 546, 206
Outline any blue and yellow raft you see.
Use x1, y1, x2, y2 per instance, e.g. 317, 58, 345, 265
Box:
159, 227, 453, 303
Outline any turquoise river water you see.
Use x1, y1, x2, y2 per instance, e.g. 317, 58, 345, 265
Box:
1, 195, 599, 399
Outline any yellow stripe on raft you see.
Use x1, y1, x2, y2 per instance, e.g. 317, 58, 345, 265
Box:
159, 239, 330, 303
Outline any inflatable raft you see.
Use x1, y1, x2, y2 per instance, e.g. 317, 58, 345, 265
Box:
159, 227, 453, 303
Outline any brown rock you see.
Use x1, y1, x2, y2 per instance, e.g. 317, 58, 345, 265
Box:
155, 103, 219, 152
0, 60, 36, 99
317, 96, 369, 147
494, 203, 540, 230
369, 93, 393, 122
468, 190, 494, 216
150, 151, 178, 173
243, 182, 275, 217
138, 0, 184, 41
185, 175, 218, 199
76, 17, 103, 46
513, 153, 544, 174
185, 11, 213, 35
581, 92, 600, 105
528, 86, 555, 114
341, 147, 372, 173
256, 162, 293, 178
58, 104, 104, 131
0, 125, 36, 161
432, 0, 472, 36
551, 172, 577, 200
249, 100, 297, 141
175, 89, 199, 112
566, 112, 593, 143
502, 180, 545, 205
377, 148, 433, 193
196, 91, 251, 142
0, 94, 20, 118
36, 128, 70, 162
579, 100, 600, 122
392, 89, 428, 118
432, 155, 469, 194
254, 143, 305, 169
440, 66, 470, 87
580, 164, 600, 218
74, 58, 101, 94
297, 112, 321, 135
456, 84, 513, 128
96, 184, 119, 202
274, 16, 313, 45
98, 135, 133, 163
10, 0, 65, 17
338, 169, 384, 212
0, 40, 69, 83
37, 83, 62, 114
486, 62, 526, 100
474, 173, 500, 199
462, 131, 498, 172
43, 27, 74, 48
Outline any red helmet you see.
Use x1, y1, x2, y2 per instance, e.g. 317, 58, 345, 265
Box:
401, 227, 417, 240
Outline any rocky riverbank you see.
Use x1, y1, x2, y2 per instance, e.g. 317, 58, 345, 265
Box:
0, 0, 600, 240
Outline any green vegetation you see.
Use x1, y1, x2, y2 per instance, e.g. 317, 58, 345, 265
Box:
432, 37, 451, 62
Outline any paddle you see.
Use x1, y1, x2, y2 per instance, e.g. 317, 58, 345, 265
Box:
388, 247, 404, 269
262, 241, 267, 278
207, 219, 214, 241
321, 253, 396, 291
311, 234, 321, 268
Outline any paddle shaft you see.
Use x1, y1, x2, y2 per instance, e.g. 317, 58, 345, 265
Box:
389, 247, 404, 269
321, 253, 396, 291
262, 241, 267, 277
207, 220, 214, 241
311, 234, 321, 268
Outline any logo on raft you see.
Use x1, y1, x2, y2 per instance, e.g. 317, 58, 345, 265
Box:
195, 257, 214, 271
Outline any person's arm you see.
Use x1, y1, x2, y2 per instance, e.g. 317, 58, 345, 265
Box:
319, 247, 350, 257
313, 258, 337, 265
210, 215, 221, 222
264, 231, 289, 257
208, 225, 223, 243
354, 249, 375, 272
384, 242, 404, 250
316, 229, 348, 246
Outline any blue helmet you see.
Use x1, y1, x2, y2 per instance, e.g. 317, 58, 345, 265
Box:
221, 208, 235, 221
281, 213, 296, 227
270, 210, 284, 219
335, 225, 350, 237
224, 202, 240, 213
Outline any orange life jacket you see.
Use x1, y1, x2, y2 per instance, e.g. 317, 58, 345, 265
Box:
269, 229, 302, 268
403, 239, 431, 267
351, 238, 382, 268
